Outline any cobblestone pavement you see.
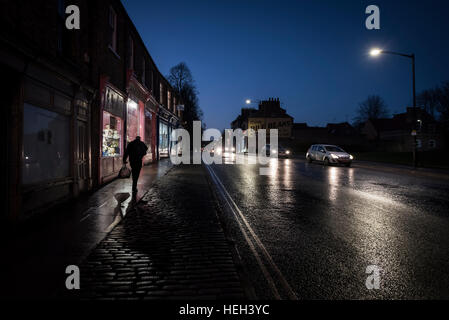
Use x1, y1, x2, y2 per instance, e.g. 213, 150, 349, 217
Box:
71, 165, 247, 300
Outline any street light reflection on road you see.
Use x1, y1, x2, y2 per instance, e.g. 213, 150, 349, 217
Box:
283, 159, 293, 190
266, 158, 279, 177
327, 167, 340, 202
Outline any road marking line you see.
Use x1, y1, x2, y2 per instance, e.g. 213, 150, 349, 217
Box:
79, 207, 96, 222
207, 165, 281, 299
207, 165, 298, 300
99, 201, 108, 208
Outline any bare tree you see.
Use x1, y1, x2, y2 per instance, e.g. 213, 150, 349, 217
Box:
437, 82, 449, 121
167, 62, 194, 93
354, 95, 389, 125
167, 62, 203, 135
417, 81, 449, 121
417, 88, 439, 119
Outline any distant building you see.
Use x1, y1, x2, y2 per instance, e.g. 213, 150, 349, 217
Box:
231, 98, 293, 138
292, 122, 363, 151
362, 107, 446, 152
230, 108, 254, 132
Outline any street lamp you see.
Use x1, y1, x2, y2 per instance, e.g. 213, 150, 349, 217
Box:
370, 48, 418, 167
370, 48, 382, 56
245, 99, 261, 105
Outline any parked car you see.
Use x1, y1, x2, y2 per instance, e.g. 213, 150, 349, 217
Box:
306, 144, 353, 167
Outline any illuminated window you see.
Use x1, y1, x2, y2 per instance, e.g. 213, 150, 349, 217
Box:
126, 100, 139, 143
102, 111, 122, 157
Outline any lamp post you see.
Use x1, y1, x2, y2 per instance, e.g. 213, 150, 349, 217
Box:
370, 48, 418, 167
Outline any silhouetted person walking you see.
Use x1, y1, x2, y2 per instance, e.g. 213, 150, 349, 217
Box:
123, 136, 148, 193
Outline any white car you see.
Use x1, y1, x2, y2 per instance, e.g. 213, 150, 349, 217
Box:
306, 144, 353, 167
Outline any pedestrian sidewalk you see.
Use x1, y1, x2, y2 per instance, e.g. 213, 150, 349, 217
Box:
69, 165, 247, 300
0, 159, 172, 299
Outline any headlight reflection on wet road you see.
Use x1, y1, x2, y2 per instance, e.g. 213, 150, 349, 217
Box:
209, 156, 449, 299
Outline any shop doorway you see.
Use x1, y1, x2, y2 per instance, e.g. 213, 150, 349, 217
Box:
76, 120, 89, 193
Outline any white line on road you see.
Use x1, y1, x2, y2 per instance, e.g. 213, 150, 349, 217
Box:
79, 207, 96, 222
207, 165, 298, 300
99, 201, 108, 208
207, 165, 281, 299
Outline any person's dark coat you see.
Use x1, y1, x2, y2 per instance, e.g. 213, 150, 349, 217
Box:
123, 138, 148, 166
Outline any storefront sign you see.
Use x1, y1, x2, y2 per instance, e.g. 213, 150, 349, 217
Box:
104, 86, 125, 117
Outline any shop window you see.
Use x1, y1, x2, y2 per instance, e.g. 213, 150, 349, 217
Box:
144, 110, 152, 152
23, 103, 70, 184
102, 111, 122, 157
159, 122, 169, 156
127, 99, 139, 143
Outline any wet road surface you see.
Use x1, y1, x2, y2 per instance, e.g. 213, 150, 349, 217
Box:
207, 156, 449, 299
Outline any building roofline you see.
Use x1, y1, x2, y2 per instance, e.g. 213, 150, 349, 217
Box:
117, 0, 176, 93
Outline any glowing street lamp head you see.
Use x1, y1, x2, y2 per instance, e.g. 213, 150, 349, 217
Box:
370, 48, 382, 56
245, 99, 251, 105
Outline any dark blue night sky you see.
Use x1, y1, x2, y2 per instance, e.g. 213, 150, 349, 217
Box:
123, 0, 449, 130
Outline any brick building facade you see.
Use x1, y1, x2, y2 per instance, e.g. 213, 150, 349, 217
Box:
1, 0, 182, 222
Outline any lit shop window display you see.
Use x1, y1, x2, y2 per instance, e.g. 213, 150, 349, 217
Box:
102, 111, 122, 157
127, 99, 139, 143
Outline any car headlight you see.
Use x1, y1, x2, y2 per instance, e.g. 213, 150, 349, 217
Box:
350, 155, 354, 160
331, 154, 339, 159
286, 150, 290, 154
